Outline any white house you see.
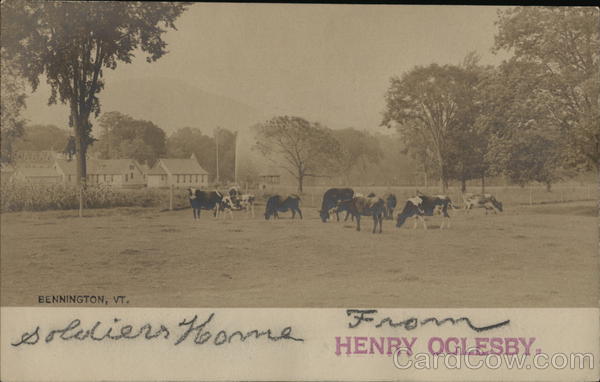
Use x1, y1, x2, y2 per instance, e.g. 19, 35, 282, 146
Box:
54, 158, 146, 188
147, 154, 209, 188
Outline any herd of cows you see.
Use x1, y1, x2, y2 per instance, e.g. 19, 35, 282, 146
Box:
187, 187, 504, 234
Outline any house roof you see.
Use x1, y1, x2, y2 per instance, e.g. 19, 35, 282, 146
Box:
16, 167, 61, 178
92, 159, 139, 175
146, 164, 167, 175
158, 158, 208, 175
55, 159, 141, 176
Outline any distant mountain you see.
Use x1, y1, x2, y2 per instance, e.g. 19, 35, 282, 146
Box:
23, 77, 267, 135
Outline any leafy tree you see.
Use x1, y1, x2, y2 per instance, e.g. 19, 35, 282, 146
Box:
13, 124, 70, 152
1, 1, 188, 183
254, 116, 343, 192
381, 63, 482, 192
331, 128, 383, 184
481, 60, 565, 191
166, 126, 237, 183
95, 111, 166, 166
0, 57, 27, 163
487, 126, 562, 191
494, 6, 600, 170
167, 127, 215, 178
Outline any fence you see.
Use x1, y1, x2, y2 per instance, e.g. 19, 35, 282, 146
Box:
260, 184, 598, 209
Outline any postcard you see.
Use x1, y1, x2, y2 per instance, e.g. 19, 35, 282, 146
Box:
1, 2, 598, 381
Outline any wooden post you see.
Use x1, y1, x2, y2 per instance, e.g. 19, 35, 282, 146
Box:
79, 180, 84, 217
529, 186, 533, 206
169, 184, 174, 211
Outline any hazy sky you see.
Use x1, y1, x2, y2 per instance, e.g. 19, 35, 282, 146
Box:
24, 4, 511, 132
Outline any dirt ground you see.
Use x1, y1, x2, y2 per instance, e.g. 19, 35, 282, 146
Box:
1, 201, 598, 307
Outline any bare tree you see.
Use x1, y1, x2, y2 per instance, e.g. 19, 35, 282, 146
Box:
254, 116, 343, 193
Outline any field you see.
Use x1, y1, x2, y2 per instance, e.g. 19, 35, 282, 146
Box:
1, 199, 597, 307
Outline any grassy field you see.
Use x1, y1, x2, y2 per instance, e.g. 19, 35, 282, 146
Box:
1, 201, 597, 307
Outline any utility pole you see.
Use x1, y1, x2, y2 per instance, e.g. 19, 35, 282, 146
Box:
215, 127, 220, 184
234, 131, 238, 185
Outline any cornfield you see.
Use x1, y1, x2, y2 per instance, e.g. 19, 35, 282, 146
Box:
0, 182, 189, 213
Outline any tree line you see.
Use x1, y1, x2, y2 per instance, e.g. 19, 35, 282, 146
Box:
6, 112, 415, 187
1, 4, 598, 194
381, 7, 598, 192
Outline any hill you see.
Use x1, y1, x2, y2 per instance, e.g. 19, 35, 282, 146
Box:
23, 77, 267, 135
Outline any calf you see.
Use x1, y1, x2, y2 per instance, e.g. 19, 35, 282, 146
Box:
337, 195, 385, 233
188, 188, 224, 219
396, 194, 453, 230
464, 194, 503, 214
264, 194, 302, 220
319, 188, 354, 222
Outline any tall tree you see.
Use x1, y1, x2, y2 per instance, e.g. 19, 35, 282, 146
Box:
494, 6, 600, 170
381, 63, 482, 192
0, 56, 27, 163
480, 60, 565, 191
1, 1, 188, 183
254, 116, 343, 193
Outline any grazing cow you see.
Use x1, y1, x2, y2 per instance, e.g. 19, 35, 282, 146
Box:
222, 187, 256, 218
383, 193, 397, 220
319, 188, 354, 222
188, 188, 224, 219
264, 194, 302, 220
396, 194, 453, 230
337, 195, 385, 233
216, 195, 235, 219
463, 194, 503, 214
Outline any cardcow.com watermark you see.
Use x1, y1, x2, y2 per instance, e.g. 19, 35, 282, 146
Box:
392, 347, 595, 371
334, 336, 594, 371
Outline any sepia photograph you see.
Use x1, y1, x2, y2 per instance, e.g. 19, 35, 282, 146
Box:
1, 2, 598, 312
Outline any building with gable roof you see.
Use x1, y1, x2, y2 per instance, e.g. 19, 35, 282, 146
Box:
12, 166, 62, 184
147, 154, 209, 188
54, 158, 146, 188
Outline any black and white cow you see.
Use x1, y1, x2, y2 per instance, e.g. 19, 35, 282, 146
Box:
383, 193, 397, 220
264, 194, 302, 220
219, 192, 256, 218
337, 195, 385, 233
396, 194, 453, 230
463, 194, 503, 214
188, 188, 224, 219
319, 188, 354, 222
